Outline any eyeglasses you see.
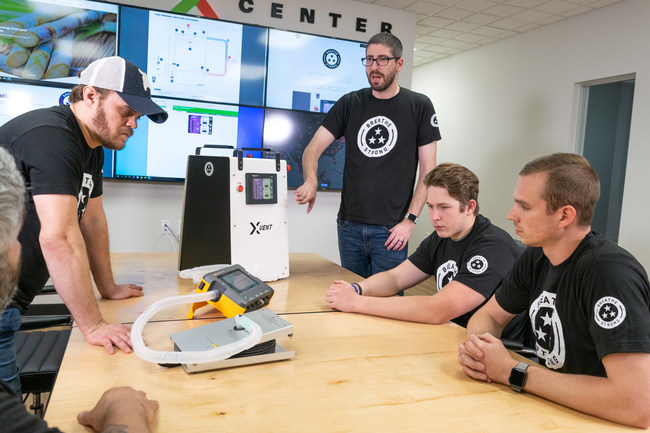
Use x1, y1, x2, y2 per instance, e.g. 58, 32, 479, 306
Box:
361, 56, 399, 66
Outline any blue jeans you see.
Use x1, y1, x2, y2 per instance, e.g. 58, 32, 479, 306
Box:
0, 307, 21, 396
337, 218, 408, 279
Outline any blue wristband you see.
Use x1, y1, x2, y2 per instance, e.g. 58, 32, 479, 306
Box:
351, 283, 363, 295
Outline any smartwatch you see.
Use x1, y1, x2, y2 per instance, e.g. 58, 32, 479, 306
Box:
404, 212, 418, 224
509, 361, 529, 393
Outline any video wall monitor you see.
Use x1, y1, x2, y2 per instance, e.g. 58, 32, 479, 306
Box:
0, 79, 114, 176
265, 29, 367, 113
263, 108, 344, 190
114, 98, 264, 182
119, 6, 267, 107
0, 0, 119, 85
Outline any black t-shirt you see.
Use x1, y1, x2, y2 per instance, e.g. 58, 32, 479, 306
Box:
495, 232, 650, 376
0, 105, 104, 312
408, 215, 522, 329
0, 380, 63, 432
321, 87, 442, 226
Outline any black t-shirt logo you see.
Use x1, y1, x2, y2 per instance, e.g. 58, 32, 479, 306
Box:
357, 116, 398, 158
77, 173, 94, 220
594, 296, 626, 329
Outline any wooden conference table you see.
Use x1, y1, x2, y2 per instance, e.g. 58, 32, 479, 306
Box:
44, 253, 639, 432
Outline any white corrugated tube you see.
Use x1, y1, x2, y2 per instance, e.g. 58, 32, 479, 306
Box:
130, 291, 263, 364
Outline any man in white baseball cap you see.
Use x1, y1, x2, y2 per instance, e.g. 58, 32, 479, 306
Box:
79, 56, 167, 124
0, 56, 166, 396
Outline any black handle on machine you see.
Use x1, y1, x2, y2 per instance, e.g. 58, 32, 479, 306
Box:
195, 144, 235, 155
234, 147, 281, 172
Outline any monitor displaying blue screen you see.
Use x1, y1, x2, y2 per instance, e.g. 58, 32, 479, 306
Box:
0, 79, 114, 175
263, 108, 344, 190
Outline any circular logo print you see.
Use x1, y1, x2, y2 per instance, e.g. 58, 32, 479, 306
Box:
323, 49, 341, 69
59, 91, 71, 105
467, 255, 488, 274
357, 116, 398, 158
204, 161, 214, 177
594, 296, 626, 329
431, 113, 438, 127
436, 260, 458, 291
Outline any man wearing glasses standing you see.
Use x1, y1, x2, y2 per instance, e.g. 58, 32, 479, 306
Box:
296, 32, 441, 279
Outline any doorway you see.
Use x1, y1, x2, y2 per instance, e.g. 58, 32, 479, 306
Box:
577, 76, 635, 243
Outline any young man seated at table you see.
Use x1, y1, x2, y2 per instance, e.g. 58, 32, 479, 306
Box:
457, 153, 650, 428
325, 163, 528, 340
0, 148, 159, 432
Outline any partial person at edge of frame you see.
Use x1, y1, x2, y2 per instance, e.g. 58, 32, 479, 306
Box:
295, 31, 441, 281
0, 147, 159, 433
326, 162, 532, 349
458, 152, 650, 428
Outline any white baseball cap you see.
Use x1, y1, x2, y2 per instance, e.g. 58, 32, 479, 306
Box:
79, 56, 168, 124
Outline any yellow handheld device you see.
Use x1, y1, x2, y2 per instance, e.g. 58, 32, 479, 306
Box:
188, 264, 274, 319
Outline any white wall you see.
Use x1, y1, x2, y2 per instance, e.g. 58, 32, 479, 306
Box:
103, 0, 416, 264
411, 0, 650, 269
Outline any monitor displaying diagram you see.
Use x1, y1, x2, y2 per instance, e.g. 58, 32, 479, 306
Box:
266, 29, 368, 113
120, 6, 267, 107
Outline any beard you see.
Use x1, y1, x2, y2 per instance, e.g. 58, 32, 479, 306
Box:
0, 251, 20, 312
367, 68, 397, 92
92, 100, 133, 151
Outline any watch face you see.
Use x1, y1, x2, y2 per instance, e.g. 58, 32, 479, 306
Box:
509, 368, 526, 386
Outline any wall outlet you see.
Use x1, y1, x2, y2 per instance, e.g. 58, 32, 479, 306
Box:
161, 219, 170, 235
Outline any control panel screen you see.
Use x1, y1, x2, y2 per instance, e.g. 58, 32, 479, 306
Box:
245, 173, 277, 204
220, 269, 257, 293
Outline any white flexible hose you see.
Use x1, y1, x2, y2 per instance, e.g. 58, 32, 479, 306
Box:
131, 291, 263, 364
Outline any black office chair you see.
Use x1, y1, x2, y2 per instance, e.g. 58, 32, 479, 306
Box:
501, 239, 539, 362
16, 285, 72, 417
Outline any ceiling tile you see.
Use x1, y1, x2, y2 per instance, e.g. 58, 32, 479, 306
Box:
405, 1, 448, 14
483, 4, 526, 16
469, 25, 506, 37
463, 13, 502, 25
415, 34, 446, 44
455, 32, 489, 43
418, 15, 455, 27
373, 0, 417, 8
454, 0, 497, 12
435, 7, 475, 20
560, 6, 592, 17
430, 28, 463, 38
535, 0, 580, 14
510, 9, 553, 22
490, 17, 527, 30
502, 0, 547, 7
444, 21, 481, 32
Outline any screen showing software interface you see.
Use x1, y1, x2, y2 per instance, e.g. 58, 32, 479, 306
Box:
114, 97, 263, 180
266, 29, 367, 113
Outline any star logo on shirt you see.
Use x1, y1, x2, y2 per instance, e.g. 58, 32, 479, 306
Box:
466, 255, 488, 274
357, 116, 398, 158
594, 296, 626, 329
